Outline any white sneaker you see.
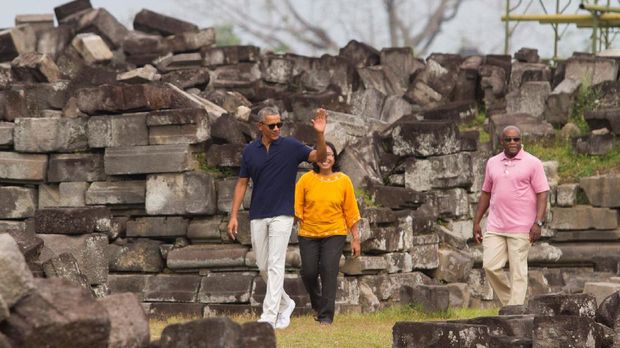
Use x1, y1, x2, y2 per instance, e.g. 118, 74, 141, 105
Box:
257, 318, 275, 329
275, 300, 296, 329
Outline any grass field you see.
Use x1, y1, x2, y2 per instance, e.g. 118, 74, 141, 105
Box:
150, 305, 499, 347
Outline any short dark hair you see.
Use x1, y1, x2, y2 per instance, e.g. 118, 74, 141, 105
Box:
312, 142, 340, 173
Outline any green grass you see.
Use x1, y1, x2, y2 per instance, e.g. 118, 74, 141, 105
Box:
570, 82, 600, 135
527, 137, 620, 183
149, 306, 498, 347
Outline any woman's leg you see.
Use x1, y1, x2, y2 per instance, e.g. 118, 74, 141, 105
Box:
298, 236, 321, 313
317, 235, 346, 323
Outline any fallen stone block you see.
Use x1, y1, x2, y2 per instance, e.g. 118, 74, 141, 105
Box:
202, 46, 260, 67
340, 256, 388, 275
528, 293, 597, 318
240, 321, 276, 348
565, 55, 619, 85
434, 247, 474, 283
550, 206, 618, 230
104, 144, 194, 175
159, 317, 244, 348
11, 52, 61, 82
117, 64, 160, 84
409, 234, 439, 270
580, 175, 620, 208
384, 252, 413, 273
167, 244, 248, 270
544, 78, 581, 126
1, 278, 110, 348
506, 81, 551, 118
421, 100, 477, 123
0, 186, 36, 219
489, 112, 555, 149
404, 152, 472, 192
187, 216, 223, 241
556, 183, 579, 207
165, 28, 215, 53
98, 293, 150, 348
146, 171, 216, 215
533, 315, 607, 348
126, 216, 188, 238
197, 272, 255, 304
447, 283, 471, 308
574, 132, 614, 155
42, 252, 90, 290
583, 282, 620, 309
0, 234, 35, 308
133, 9, 198, 36
251, 274, 310, 309
107, 274, 149, 300
85, 181, 145, 205
71, 33, 113, 63
37, 233, 108, 285
160, 68, 210, 90
0, 122, 13, 147
389, 118, 460, 157
54, 0, 93, 23
584, 108, 620, 135
88, 113, 148, 148
75, 8, 128, 49
14, 117, 88, 153
35, 206, 112, 235
400, 284, 449, 313
0, 26, 36, 62
393, 321, 491, 348
148, 111, 210, 145
47, 153, 105, 182
144, 274, 201, 302
107, 239, 163, 273
380, 47, 424, 87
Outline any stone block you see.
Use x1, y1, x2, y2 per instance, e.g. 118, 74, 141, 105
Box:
133, 9, 198, 36
340, 256, 388, 275
11, 52, 61, 83
167, 244, 248, 269
380, 47, 424, 86
85, 180, 145, 205
0, 122, 14, 147
434, 247, 474, 283
565, 55, 619, 85
404, 152, 472, 192
107, 274, 149, 300
583, 282, 620, 309
149, 120, 210, 145
87, 113, 148, 148
556, 183, 579, 207
544, 78, 581, 126
14, 117, 88, 153
202, 46, 260, 67
35, 206, 112, 235
144, 274, 201, 302
447, 283, 471, 308
489, 113, 555, 150
393, 321, 490, 348
1, 278, 110, 348
187, 217, 222, 241
71, 33, 113, 63
433, 188, 470, 218
42, 252, 90, 290
126, 216, 188, 238
165, 28, 215, 53
146, 171, 216, 215
37, 233, 108, 285
205, 144, 244, 168
197, 272, 255, 303
528, 293, 597, 318
252, 274, 310, 309
400, 284, 450, 313
159, 318, 242, 348
409, 234, 439, 270
533, 315, 606, 348
384, 252, 413, 273
203, 304, 256, 318
116, 64, 160, 84
0, 25, 37, 62
584, 108, 620, 135
0, 234, 35, 307
75, 8, 128, 49
506, 81, 551, 119
574, 132, 614, 155
467, 268, 494, 301
362, 226, 404, 253
550, 206, 618, 230
98, 293, 150, 348
107, 239, 163, 273
54, 0, 92, 23
59, 181, 88, 207
0, 186, 36, 219
350, 88, 386, 120
38, 184, 60, 208
580, 175, 620, 208
104, 144, 193, 175
389, 118, 460, 157
48, 153, 105, 182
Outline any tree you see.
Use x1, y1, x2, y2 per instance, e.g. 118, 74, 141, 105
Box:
183, 0, 467, 55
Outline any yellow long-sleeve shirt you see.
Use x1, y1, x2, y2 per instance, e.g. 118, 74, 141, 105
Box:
294, 171, 361, 238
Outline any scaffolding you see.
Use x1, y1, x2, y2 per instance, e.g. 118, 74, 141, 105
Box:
502, 0, 620, 60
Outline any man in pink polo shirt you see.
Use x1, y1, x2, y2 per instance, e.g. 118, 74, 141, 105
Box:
473, 125, 549, 306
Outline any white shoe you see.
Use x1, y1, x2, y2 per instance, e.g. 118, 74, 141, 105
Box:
275, 300, 296, 329
257, 318, 275, 329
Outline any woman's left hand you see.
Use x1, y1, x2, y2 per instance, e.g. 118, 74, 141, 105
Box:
351, 238, 361, 257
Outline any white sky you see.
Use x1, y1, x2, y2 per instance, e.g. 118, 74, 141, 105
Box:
0, 0, 604, 59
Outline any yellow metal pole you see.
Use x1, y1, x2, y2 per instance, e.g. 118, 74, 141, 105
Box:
580, 4, 620, 13
505, 0, 510, 55
502, 13, 620, 23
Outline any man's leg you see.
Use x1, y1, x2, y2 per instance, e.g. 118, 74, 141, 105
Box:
298, 236, 321, 314
250, 218, 275, 323
266, 216, 294, 324
316, 235, 346, 324
482, 233, 511, 305
506, 236, 531, 305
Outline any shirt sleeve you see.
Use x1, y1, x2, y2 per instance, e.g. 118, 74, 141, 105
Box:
481, 159, 492, 193
531, 159, 550, 193
294, 173, 306, 221
290, 137, 312, 163
342, 175, 361, 228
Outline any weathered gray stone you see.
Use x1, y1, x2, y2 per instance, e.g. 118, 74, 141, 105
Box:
58, 181, 88, 207
117, 64, 160, 84
0, 234, 35, 307
72, 33, 113, 63
85, 181, 145, 205
580, 175, 620, 208
144, 274, 201, 302
133, 8, 198, 36
533, 315, 605, 348
87, 113, 148, 148
11, 52, 61, 83
35, 206, 112, 235
506, 81, 551, 119
380, 47, 424, 88
409, 234, 439, 270
14, 117, 88, 153
384, 252, 413, 273
159, 317, 242, 348
393, 321, 491, 348
404, 80, 442, 107
404, 153, 472, 192
38, 184, 60, 209
107, 239, 163, 273
556, 183, 579, 207
54, 0, 92, 23
467, 268, 494, 301
146, 171, 216, 215
0, 186, 36, 219
509, 62, 550, 92
447, 283, 471, 308
167, 244, 248, 269
126, 216, 188, 238
99, 293, 150, 348
37, 233, 108, 285
104, 144, 194, 175
390, 118, 460, 157
544, 78, 581, 126
48, 153, 105, 182
434, 247, 474, 283
574, 132, 614, 155
565, 55, 619, 85
42, 252, 90, 290
240, 321, 276, 348
0, 122, 14, 147
1, 278, 110, 348
186, 217, 222, 241
400, 284, 450, 313
0, 26, 36, 62
583, 282, 620, 309
357, 66, 406, 96
584, 108, 620, 135
489, 113, 555, 149
350, 88, 386, 120
74, 8, 128, 49
432, 188, 470, 219
528, 293, 597, 318
340, 256, 388, 275
107, 274, 149, 300
197, 272, 255, 303
550, 206, 618, 230
362, 226, 404, 253
149, 121, 210, 145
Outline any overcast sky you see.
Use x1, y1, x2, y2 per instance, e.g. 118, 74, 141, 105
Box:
0, 0, 597, 59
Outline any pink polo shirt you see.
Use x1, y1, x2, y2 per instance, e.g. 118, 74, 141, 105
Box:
482, 149, 549, 234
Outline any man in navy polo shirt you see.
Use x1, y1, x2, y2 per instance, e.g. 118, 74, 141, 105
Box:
227, 106, 327, 329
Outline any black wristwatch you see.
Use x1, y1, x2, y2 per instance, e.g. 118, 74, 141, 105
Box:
535, 220, 545, 227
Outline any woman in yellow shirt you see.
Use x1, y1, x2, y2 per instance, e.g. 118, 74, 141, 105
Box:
294, 142, 361, 325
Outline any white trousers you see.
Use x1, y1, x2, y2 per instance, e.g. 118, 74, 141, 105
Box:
251, 215, 294, 323
482, 232, 531, 306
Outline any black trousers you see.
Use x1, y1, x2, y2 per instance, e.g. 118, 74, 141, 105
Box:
298, 235, 346, 324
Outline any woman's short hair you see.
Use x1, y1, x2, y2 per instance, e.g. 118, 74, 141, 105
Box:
312, 142, 340, 173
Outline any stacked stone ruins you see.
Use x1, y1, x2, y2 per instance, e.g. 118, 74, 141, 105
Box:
1, 0, 620, 346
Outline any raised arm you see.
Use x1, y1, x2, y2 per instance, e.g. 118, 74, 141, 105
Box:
308, 108, 327, 163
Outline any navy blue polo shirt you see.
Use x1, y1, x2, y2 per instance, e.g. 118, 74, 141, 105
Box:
239, 136, 312, 220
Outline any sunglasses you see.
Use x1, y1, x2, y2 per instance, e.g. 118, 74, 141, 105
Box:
262, 122, 283, 130
503, 137, 521, 143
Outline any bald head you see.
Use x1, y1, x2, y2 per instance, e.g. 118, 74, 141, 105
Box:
501, 125, 521, 137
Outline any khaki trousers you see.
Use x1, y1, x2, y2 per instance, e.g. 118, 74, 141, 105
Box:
482, 232, 531, 306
